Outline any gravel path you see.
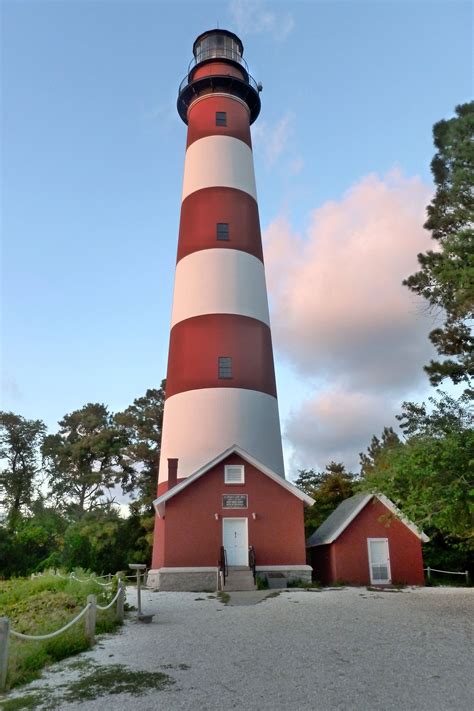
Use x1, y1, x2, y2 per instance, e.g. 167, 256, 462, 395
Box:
3, 586, 473, 710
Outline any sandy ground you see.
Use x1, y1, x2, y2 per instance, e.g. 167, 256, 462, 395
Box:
2, 585, 473, 710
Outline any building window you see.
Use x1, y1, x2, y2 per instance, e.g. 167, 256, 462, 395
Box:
225, 464, 245, 484
216, 111, 227, 127
216, 223, 229, 241
218, 356, 232, 379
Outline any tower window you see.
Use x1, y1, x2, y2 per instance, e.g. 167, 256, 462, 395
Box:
216, 111, 227, 127
216, 223, 229, 241
218, 356, 232, 379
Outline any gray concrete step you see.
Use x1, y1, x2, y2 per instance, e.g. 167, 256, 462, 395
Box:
224, 569, 257, 592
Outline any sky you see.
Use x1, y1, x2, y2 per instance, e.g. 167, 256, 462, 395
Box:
1, 0, 473, 481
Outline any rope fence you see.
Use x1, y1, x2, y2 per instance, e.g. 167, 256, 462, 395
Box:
0, 580, 125, 691
9, 603, 92, 641
424, 566, 469, 585
31, 569, 144, 585
32, 570, 114, 587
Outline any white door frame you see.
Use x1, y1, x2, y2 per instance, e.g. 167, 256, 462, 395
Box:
222, 517, 248, 566
367, 537, 391, 584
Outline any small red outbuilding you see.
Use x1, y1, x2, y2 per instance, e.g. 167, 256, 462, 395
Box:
306, 493, 429, 586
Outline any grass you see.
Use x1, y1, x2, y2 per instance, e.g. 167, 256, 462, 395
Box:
0, 660, 177, 710
0, 571, 123, 691
217, 591, 230, 604
60, 663, 174, 701
0, 694, 45, 710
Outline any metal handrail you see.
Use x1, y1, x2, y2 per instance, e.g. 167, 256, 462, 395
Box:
249, 546, 256, 584
178, 70, 260, 97
219, 546, 228, 586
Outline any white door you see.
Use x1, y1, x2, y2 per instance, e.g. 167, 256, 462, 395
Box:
223, 518, 248, 566
367, 538, 391, 584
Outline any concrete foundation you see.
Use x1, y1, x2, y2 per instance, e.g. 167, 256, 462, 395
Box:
147, 567, 218, 592
255, 565, 313, 587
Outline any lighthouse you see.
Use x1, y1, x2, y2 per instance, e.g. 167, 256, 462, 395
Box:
148, 30, 313, 592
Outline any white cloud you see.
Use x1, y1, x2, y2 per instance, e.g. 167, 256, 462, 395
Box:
285, 388, 397, 474
252, 111, 304, 175
263, 169, 437, 471
229, 0, 294, 41
265, 170, 435, 392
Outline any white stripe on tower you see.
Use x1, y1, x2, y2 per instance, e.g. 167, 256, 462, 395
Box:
158, 389, 284, 481
182, 135, 258, 202
170, 249, 270, 327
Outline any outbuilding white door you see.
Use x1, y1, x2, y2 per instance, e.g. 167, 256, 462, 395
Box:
367, 538, 391, 584
223, 518, 248, 566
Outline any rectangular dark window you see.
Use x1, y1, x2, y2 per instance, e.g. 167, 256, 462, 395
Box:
216, 111, 227, 127
218, 356, 232, 379
216, 223, 229, 241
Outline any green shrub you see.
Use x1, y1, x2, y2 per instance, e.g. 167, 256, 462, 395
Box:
2, 571, 123, 690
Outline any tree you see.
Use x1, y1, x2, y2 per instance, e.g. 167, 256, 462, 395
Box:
115, 382, 165, 556
295, 462, 356, 536
0, 412, 46, 525
42, 403, 132, 518
360, 393, 474, 560
404, 101, 474, 391
115, 382, 165, 513
359, 426, 401, 478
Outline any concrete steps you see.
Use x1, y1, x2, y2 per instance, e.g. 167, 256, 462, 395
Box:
224, 566, 257, 591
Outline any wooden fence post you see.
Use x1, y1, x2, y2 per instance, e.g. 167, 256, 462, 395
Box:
0, 617, 10, 692
465, 571, 469, 586
85, 595, 96, 644
116, 582, 124, 623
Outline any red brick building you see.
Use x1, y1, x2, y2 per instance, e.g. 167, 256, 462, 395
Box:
149, 446, 313, 591
307, 493, 429, 586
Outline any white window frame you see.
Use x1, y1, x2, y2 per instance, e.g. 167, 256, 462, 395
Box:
367, 537, 391, 585
224, 464, 245, 485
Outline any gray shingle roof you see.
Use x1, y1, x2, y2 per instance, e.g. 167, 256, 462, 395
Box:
306, 493, 372, 547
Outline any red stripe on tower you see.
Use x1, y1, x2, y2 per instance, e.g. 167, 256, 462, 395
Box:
158, 29, 284, 485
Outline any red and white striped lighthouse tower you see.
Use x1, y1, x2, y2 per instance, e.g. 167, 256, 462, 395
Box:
158, 29, 284, 484
149, 30, 312, 590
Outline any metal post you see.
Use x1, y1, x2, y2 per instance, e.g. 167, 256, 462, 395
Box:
108, 573, 112, 583
116, 582, 124, 622
128, 563, 148, 621
0, 617, 10, 692
85, 595, 96, 644
465, 571, 469, 586
426, 566, 431, 582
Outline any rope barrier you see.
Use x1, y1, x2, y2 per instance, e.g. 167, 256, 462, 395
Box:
69, 573, 113, 587
96, 586, 122, 611
10, 603, 92, 641
424, 567, 466, 575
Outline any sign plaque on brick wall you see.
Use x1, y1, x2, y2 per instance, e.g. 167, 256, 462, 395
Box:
222, 494, 248, 509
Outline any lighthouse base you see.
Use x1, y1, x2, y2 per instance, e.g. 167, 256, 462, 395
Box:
146, 565, 313, 592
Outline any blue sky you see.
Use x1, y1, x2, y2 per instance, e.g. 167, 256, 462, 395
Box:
2, 0, 472, 477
